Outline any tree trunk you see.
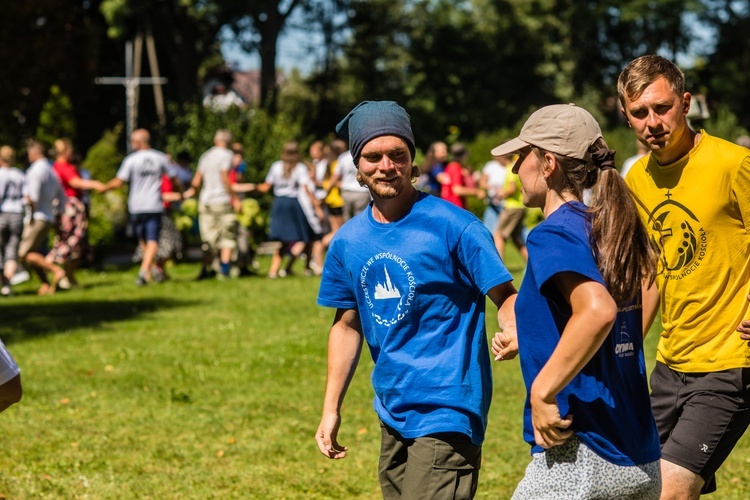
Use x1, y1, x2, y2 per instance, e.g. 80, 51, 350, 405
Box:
259, 32, 279, 113
257, 11, 283, 114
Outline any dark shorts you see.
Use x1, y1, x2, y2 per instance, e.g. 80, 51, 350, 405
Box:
326, 205, 343, 217
650, 361, 750, 493
378, 421, 481, 500
131, 212, 162, 243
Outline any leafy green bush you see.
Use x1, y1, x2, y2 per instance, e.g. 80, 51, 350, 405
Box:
236, 198, 266, 231
701, 104, 750, 143
468, 125, 525, 168
164, 103, 301, 180
81, 126, 127, 249
36, 85, 76, 147
602, 127, 643, 170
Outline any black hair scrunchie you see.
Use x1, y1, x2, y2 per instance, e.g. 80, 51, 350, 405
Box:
592, 148, 616, 171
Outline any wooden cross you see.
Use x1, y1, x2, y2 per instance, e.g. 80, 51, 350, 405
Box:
95, 39, 167, 152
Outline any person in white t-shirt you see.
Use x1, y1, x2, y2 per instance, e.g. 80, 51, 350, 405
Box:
479, 153, 512, 234
183, 129, 238, 280
0, 146, 26, 296
235, 142, 321, 278
328, 150, 371, 221
101, 129, 181, 285
18, 139, 67, 294
619, 140, 649, 179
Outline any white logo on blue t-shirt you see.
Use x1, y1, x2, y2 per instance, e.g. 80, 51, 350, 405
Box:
616, 323, 634, 357
374, 265, 401, 299
360, 252, 416, 326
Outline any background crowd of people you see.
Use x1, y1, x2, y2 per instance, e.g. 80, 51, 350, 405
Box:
1, 125, 544, 297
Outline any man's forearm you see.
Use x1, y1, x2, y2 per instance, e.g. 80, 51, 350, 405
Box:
641, 280, 660, 338
323, 311, 364, 414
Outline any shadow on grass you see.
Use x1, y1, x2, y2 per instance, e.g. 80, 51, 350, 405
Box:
0, 298, 195, 344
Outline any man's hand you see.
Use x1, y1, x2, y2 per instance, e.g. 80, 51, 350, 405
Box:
315, 411, 348, 459
737, 293, 750, 346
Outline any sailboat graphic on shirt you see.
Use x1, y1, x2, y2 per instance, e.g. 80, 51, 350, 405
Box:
374, 265, 401, 299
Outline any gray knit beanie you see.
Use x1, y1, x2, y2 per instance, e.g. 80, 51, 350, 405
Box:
335, 101, 416, 165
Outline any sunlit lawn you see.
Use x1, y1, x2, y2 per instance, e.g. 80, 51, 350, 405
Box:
0, 246, 748, 498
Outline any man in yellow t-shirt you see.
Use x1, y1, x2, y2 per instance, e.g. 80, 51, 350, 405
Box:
619, 55, 750, 499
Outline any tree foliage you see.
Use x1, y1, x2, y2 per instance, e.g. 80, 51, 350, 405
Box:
99, 0, 235, 105
36, 85, 77, 147
81, 126, 127, 249
223, 0, 306, 111
0, 0, 119, 149
315, 0, 711, 150
694, 0, 750, 137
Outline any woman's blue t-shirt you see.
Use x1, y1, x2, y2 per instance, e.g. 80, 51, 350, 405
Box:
516, 201, 660, 466
318, 192, 513, 446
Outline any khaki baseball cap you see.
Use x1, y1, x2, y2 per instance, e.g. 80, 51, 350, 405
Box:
490, 103, 602, 162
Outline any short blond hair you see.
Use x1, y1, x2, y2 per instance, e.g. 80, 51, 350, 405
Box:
617, 55, 685, 106
214, 129, 232, 145
54, 138, 73, 158
0, 145, 15, 164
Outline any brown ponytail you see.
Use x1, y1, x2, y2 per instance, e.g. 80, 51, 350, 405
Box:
587, 138, 656, 305
280, 141, 300, 178
537, 138, 656, 305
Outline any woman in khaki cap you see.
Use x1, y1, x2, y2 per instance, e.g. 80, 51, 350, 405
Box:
491, 104, 661, 498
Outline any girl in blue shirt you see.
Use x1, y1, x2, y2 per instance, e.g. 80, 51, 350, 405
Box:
490, 104, 661, 499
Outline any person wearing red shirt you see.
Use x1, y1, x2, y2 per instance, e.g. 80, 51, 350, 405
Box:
439, 143, 483, 209
48, 138, 103, 288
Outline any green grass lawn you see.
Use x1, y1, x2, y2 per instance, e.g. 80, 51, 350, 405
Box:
0, 249, 748, 498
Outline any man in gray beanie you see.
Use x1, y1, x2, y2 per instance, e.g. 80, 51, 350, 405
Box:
314, 100, 518, 498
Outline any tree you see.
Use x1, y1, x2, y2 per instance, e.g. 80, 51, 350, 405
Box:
332, 0, 553, 146
0, 0, 119, 149
36, 85, 76, 146
285, 0, 351, 135
99, 0, 235, 106
501, 0, 704, 124
405, 0, 552, 142
223, 0, 310, 112
694, 0, 750, 131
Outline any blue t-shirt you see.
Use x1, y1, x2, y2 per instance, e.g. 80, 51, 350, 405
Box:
318, 192, 513, 445
516, 201, 660, 466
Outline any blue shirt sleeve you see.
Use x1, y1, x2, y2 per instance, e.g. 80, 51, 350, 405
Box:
526, 219, 604, 295
236, 161, 247, 176
317, 235, 358, 309
456, 219, 513, 294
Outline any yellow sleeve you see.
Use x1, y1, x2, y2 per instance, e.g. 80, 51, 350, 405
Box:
732, 155, 750, 233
